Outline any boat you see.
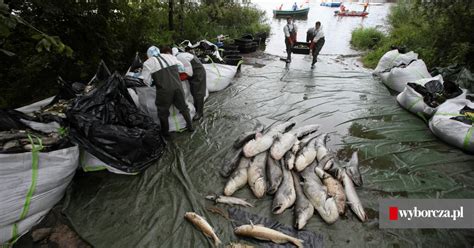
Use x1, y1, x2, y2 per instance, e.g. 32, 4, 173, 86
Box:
320, 2, 341, 7
357, 2, 383, 5
273, 7, 310, 18
334, 10, 369, 17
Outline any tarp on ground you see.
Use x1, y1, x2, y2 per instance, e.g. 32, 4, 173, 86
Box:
64, 56, 474, 248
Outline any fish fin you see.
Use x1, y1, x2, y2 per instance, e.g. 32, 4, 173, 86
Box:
292, 238, 304, 248
346, 151, 363, 187
250, 220, 254, 227
213, 236, 222, 247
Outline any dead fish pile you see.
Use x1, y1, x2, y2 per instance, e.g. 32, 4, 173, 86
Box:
0, 130, 64, 153
221, 122, 367, 230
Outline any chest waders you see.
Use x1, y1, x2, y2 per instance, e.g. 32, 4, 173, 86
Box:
151, 55, 194, 136
189, 56, 207, 120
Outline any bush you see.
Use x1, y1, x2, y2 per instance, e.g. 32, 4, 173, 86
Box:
350, 27, 386, 50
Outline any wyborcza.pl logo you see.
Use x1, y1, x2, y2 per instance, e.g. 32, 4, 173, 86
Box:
379, 199, 474, 228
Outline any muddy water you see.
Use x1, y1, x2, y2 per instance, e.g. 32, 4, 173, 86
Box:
64, 1, 474, 247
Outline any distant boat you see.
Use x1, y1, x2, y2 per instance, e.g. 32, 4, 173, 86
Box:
334, 10, 369, 17
356, 2, 383, 5
320, 2, 342, 7
273, 7, 310, 18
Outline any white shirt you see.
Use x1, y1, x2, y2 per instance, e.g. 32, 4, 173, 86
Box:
312, 26, 325, 43
175, 52, 195, 77
283, 23, 298, 38
140, 54, 184, 86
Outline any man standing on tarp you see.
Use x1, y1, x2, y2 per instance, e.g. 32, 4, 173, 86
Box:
141, 45, 194, 137
172, 47, 207, 121
283, 17, 297, 63
309, 21, 325, 69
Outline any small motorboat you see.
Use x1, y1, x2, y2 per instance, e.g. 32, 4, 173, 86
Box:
334, 10, 369, 17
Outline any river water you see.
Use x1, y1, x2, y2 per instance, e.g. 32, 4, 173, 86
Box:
64, 1, 474, 247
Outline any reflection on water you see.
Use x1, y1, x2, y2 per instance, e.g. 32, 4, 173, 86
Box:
251, 0, 393, 56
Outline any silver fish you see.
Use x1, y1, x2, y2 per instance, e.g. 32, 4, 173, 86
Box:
272, 164, 296, 214
184, 212, 221, 246
294, 138, 318, 172
315, 167, 346, 215
243, 121, 295, 158
270, 124, 320, 160
224, 157, 251, 196
233, 124, 265, 149
234, 224, 303, 248
206, 195, 254, 207
266, 154, 283, 195
284, 151, 296, 170
291, 131, 320, 154
345, 152, 363, 187
301, 162, 339, 224
292, 171, 314, 230
315, 134, 335, 170
220, 147, 243, 177
247, 152, 267, 198
341, 169, 367, 222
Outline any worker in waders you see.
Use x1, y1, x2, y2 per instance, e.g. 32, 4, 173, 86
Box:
172, 47, 207, 121
141, 46, 194, 137
309, 21, 325, 69
283, 17, 297, 63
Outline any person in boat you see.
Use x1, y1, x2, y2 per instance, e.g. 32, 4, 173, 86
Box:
278, 3, 283, 10
292, 2, 298, 11
283, 17, 297, 63
340, 4, 346, 13
363, 2, 368, 12
309, 21, 325, 69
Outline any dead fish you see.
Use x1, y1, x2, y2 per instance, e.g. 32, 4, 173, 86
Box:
301, 162, 339, 224
291, 131, 320, 154
266, 154, 283, 195
2, 140, 21, 151
292, 171, 314, 230
184, 212, 221, 246
0, 131, 29, 143
272, 164, 296, 215
247, 152, 267, 198
270, 124, 319, 160
234, 224, 303, 248
206, 195, 254, 207
224, 157, 251, 196
243, 121, 295, 158
345, 152, 363, 187
220, 147, 243, 178
315, 167, 346, 215
325, 160, 367, 222
294, 138, 318, 172
340, 169, 367, 222
315, 134, 335, 170
284, 151, 296, 170
233, 124, 265, 149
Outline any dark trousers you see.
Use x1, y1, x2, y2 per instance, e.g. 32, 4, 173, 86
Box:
155, 87, 189, 133
285, 38, 293, 61
312, 38, 325, 65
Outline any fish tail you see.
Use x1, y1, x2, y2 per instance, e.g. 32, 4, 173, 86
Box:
213, 236, 222, 247
291, 238, 304, 248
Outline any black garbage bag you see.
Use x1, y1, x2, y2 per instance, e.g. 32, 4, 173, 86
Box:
431, 65, 474, 92
130, 52, 143, 73
87, 60, 112, 89
451, 105, 474, 125
0, 109, 34, 131
228, 208, 324, 248
46, 77, 86, 107
67, 72, 166, 174
407, 80, 463, 108
124, 75, 146, 88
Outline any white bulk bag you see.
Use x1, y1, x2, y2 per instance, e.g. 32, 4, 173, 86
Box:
374, 49, 418, 73
0, 145, 79, 244
203, 63, 238, 92
133, 80, 196, 132
380, 59, 432, 92
429, 99, 474, 153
